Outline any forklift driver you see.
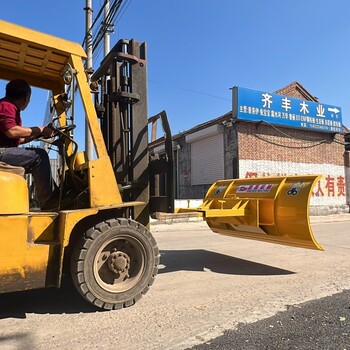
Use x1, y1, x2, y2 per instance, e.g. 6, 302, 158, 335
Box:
0, 79, 59, 210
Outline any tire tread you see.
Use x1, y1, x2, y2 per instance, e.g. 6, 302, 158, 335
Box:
70, 218, 159, 310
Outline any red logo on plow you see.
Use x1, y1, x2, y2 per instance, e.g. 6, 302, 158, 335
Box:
236, 184, 273, 193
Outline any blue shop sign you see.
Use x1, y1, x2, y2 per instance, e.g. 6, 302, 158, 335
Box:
233, 86, 342, 133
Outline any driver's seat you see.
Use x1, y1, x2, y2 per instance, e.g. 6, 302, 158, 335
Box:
0, 161, 25, 177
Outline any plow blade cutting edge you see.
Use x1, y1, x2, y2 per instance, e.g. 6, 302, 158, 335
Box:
181, 175, 323, 250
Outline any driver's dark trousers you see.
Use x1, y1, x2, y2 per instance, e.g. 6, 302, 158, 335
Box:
0, 147, 58, 210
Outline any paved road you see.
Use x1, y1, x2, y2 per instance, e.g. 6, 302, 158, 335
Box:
0, 215, 350, 349
188, 289, 350, 349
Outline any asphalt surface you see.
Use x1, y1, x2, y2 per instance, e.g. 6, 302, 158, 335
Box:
188, 289, 350, 350
1, 217, 350, 350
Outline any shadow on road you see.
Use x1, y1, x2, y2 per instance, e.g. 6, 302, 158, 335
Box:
0, 275, 100, 319
0, 251, 294, 319
0, 332, 35, 350
158, 249, 295, 276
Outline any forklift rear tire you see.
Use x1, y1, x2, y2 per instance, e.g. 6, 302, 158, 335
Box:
70, 218, 159, 310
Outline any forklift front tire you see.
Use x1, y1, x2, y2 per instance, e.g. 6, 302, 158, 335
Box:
70, 218, 159, 310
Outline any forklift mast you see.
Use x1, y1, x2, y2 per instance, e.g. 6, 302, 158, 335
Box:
92, 39, 174, 227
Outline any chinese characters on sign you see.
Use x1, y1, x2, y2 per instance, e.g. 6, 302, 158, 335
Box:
234, 87, 342, 133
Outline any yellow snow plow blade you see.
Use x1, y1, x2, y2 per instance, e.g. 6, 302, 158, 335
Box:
182, 175, 323, 250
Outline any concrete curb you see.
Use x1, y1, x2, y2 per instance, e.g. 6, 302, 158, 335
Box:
310, 213, 350, 224
151, 212, 203, 225
151, 212, 350, 226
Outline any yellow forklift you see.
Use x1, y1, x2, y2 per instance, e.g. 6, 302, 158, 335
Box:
0, 20, 322, 310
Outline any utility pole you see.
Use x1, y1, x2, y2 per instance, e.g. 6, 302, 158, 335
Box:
104, 0, 111, 57
84, 0, 94, 160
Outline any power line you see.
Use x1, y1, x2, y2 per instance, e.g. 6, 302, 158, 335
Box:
148, 79, 231, 102
263, 120, 332, 143
253, 133, 328, 149
91, 0, 134, 64
82, 0, 132, 55
92, 0, 123, 53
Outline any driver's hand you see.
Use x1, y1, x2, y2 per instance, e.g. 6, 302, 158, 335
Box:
41, 125, 56, 138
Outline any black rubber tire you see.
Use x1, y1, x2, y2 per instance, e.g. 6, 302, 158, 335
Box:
70, 218, 159, 310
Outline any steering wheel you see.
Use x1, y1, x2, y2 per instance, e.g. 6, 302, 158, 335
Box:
37, 124, 76, 146
50, 123, 76, 134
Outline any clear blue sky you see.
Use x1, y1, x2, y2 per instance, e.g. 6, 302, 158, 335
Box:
1, 0, 350, 149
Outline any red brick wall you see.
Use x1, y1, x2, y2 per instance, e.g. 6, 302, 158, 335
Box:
237, 121, 344, 166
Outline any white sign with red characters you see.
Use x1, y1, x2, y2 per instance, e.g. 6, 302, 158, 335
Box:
236, 183, 273, 194
239, 159, 347, 206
